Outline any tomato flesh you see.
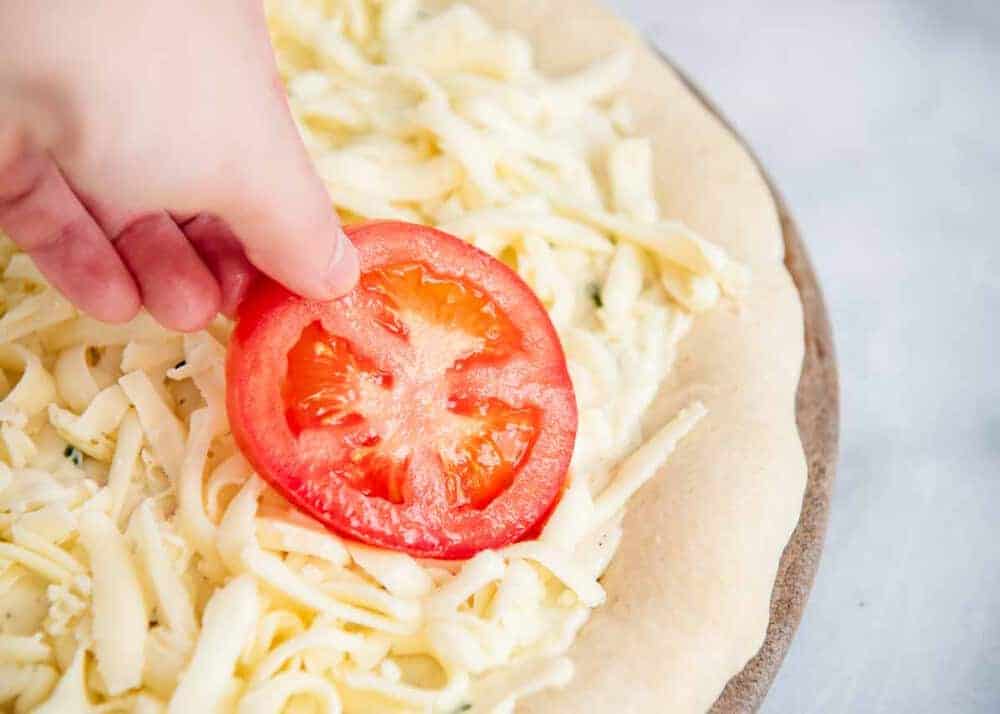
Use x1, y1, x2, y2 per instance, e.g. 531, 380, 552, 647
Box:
227, 222, 577, 558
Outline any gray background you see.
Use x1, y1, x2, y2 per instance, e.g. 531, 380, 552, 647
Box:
614, 1, 1000, 712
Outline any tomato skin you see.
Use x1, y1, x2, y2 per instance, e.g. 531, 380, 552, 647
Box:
226, 222, 577, 559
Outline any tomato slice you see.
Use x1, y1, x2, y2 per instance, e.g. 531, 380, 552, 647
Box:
226, 222, 577, 558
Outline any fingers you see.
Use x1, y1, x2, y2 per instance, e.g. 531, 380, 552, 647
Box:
207, 88, 359, 301
112, 213, 221, 332
228, 173, 360, 302
0, 125, 141, 323
0, 120, 224, 331
181, 215, 258, 317
2, 85, 360, 333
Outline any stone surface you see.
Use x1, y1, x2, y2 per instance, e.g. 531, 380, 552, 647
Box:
613, 1, 1000, 711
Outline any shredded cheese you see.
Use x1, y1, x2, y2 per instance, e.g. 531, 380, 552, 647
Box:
0, 2, 740, 711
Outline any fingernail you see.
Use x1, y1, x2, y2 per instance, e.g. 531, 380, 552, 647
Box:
323, 226, 360, 297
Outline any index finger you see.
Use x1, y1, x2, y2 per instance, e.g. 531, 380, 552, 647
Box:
0, 127, 141, 323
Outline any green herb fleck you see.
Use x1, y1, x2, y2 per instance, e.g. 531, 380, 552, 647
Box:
450, 705, 472, 714
63, 445, 83, 467
588, 282, 603, 307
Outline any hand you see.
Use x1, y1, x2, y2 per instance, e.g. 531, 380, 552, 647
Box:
0, 0, 358, 331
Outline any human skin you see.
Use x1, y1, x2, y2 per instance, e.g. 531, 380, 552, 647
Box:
0, 0, 360, 331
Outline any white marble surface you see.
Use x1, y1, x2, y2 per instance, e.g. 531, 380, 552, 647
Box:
611, 1, 1000, 711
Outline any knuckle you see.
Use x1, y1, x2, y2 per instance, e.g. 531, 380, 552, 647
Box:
27, 212, 92, 254
0, 166, 92, 253
112, 211, 168, 245
0, 128, 45, 209
0, 119, 27, 171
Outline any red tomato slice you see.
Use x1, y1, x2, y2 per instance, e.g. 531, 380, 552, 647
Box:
226, 221, 577, 559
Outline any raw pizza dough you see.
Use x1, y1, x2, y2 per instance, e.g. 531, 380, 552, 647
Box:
419, 1, 808, 710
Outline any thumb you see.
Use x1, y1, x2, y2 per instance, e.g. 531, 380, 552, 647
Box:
214, 129, 359, 301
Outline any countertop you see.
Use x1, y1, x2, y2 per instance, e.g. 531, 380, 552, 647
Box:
614, 0, 1000, 711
